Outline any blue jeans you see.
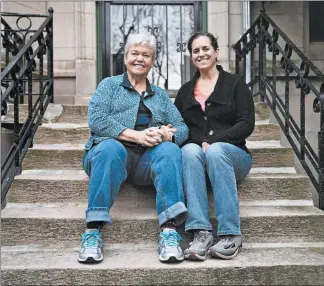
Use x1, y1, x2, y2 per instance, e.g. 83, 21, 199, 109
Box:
181, 142, 252, 236
83, 139, 187, 226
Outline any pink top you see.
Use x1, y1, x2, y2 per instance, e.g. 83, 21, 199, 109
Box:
194, 82, 209, 111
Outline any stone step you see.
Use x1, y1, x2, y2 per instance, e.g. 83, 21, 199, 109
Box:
2, 202, 324, 247
4, 102, 272, 124
3, 104, 87, 125
7, 168, 312, 204
2, 244, 324, 285
22, 141, 294, 170
32, 121, 280, 145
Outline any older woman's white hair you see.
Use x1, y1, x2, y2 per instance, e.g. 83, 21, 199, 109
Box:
124, 33, 157, 59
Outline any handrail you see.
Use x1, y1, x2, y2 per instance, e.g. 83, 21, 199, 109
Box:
1, 8, 54, 205
232, 3, 324, 210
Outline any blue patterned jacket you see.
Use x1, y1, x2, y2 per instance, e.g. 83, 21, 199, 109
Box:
85, 74, 189, 150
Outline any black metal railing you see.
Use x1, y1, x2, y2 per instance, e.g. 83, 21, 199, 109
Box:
1, 8, 54, 205
233, 2, 324, 210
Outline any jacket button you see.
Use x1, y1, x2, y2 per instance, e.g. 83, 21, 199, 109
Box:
209, 130, 214, 136
204, 116, 207, 120
206, 102, 211, 107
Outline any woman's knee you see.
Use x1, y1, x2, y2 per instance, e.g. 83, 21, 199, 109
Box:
92, 139, 127, 161
156, 141, 181, 160
181, 143, 204, 161
205, 142, 231, 160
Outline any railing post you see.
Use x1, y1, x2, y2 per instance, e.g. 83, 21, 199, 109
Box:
319, 113, 324, 211
259, 5, 266, 102
48, 7, 54, 104
319, 85, 324, 210
235, 49, 240, 74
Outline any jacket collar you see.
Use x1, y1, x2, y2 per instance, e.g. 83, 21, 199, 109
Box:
121, 72, 155, 97
182, 65, 229, 111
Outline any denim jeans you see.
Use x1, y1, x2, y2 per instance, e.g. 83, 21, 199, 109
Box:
83, 139, 187, 226
181, 142, 252, 236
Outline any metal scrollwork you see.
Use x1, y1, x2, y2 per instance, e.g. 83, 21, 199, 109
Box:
16, 16, 32, 31
256, 18, 261, 33
233, 41, 242, 62
313, 83, 324, 113
264, 19, 269, 31
295, 61, 310, 94
280, 43, 293, 73
242, 35, 249, 54
147, 27, 159, 38
249, 26, 257, 49
176, 42, 186, 53
268, 30, 279, 55
156, 42, 161, 54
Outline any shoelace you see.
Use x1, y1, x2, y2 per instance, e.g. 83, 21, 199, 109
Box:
82, 232, 102, 248
218, 235, 234, 244
161, 232, 182, 247
189, 232, 207, 246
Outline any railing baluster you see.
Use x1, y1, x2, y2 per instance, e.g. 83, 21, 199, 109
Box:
250, 44, 254, 94
28, 60, 33, 143
300, 89, 306, 160
284, 67, 290, 135
165, 4, 169, 90
48, 8, 54, 103
235, 49, 240, 74
243, 51, 247, 82
319, 110, 324, 210
180, 4, 183, 85
13, 84, 20, 170
5, 46, 9, 67
259, 16, 265, 102
272, 37, 276, 111
40, 52, 44, 115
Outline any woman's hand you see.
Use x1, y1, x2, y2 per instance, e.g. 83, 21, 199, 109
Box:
160, 124, 177, 142
202, 142, 210, 153
137, 128, 163, 147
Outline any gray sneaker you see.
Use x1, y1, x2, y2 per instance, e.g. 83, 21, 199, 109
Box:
158, 228, 184, 263
184, 231, 214, 261
78, 229, 103, 263
209, 235, 242, 259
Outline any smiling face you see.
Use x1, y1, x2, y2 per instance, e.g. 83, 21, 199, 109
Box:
191, 35, 219, 71
125, 44, 154, 78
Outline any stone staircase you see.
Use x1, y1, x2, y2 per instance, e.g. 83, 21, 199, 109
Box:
2, 103, 324, 285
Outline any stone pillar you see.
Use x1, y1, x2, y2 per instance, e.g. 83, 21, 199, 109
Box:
229, 2, 243, 73
74, 2, 97, 105
207, 2, 229, 71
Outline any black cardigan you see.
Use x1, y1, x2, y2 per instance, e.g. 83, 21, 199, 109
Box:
174, 65, 255, 153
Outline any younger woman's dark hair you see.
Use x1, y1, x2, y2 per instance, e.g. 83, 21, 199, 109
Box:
187, 32, 219, 55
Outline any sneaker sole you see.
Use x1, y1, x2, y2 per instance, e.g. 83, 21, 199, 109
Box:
184, 252, 207, 261
159, 255, 184, 263
78, 255, 103, 264
210, 246, 242, 260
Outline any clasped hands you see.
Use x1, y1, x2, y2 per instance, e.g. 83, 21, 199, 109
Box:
137, 124, 176, 147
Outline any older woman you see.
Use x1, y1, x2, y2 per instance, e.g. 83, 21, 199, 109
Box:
175, 32, 255, 261
78, 33, 188, 264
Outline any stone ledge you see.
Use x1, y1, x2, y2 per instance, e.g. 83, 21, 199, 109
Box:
1, 245, 324, 285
